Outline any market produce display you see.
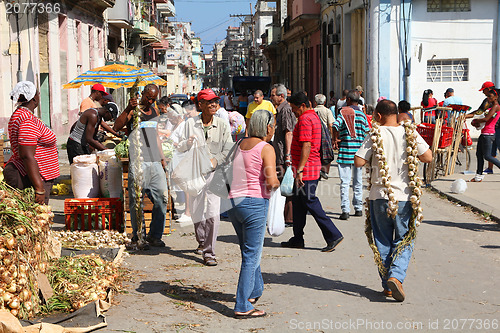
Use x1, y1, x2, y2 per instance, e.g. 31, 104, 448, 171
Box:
0, 183, 53, 319
114, 139, 129, 159
52, 230, 130, 249
42, 254, 122, 313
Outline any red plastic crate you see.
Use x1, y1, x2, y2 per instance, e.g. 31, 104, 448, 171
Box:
417, 123, 454, 149
64, 198, 124, 231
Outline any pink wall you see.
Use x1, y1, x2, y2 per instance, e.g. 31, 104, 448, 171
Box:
292, 0, 321, 20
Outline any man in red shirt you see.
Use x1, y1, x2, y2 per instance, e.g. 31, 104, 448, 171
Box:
281, 92, 344, 252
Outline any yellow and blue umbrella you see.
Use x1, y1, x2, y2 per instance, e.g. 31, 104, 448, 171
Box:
62, 63, 167, 89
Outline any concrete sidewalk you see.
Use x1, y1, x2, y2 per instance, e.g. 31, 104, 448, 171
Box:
430, 172, 500, 223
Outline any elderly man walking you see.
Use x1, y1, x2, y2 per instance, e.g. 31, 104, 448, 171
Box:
314, 94, 335, 179
332, 90, 369, 220
281, 92, 344, 252
178, 89, 233, 266
271, 83, 296, 226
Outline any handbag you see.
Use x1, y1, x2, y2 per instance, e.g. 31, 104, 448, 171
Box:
317, 117, 335, 164
280, 166, 294, 197
267, 189, 286, 236
171, 140, 213, 195
209, 138, 243, 198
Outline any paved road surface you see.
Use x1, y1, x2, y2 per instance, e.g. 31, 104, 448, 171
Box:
98, 170, 500, 333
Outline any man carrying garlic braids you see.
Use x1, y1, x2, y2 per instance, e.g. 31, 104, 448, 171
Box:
113, 83, 168, 249
354, 99, 432, 302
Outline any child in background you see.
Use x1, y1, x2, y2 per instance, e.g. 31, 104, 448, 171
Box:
354, 99, 432, 302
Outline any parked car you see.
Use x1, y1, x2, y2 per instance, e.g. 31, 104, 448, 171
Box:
169, 94, 189, 105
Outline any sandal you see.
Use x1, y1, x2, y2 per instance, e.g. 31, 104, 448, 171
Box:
234, 308, 266, 319
204, 257, 218, 266
469, 177, 483, 182
248, 296, 260, 304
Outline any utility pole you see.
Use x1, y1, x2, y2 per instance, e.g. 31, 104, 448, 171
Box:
230, 13, 253, 76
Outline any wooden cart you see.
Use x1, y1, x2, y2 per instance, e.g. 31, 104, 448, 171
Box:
121, 158, 172, 235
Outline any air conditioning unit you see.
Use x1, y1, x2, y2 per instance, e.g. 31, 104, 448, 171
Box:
327, 33, 340, 45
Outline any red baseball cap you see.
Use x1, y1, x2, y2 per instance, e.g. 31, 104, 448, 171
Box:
197, 89, 218, 101
479, 81, 494, 91
91, 83, 109, 95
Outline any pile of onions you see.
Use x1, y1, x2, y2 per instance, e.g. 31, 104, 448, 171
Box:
0, 184, 54, 319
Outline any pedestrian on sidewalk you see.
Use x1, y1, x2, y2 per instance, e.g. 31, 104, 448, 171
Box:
397, 100, 413, 123
281, 92, 344, 252
355, 99, 432, 301
113, 84, 168, 249
335, 89, 349, 117
270, 84, 296, 227
245, 90, 276, 135
470, 89, 500, 182
313, 94, 335, 179
177, 88, 233, 266
228, 109, 280, 319
332, 90, 369, 220
468, 81, 498, 174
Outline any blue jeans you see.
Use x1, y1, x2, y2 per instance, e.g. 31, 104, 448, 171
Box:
492, 127, 500, 157
228, 197, 269, 312
370, 199, 413, 290
476, 135, 500, 174
292, 179, 343, 244
129, 162, 168, 240
337, 163, 363, 213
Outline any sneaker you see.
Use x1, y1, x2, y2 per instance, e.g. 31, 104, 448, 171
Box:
321, 236, 344, 252
145, 235, 166, 247
470, 174, 484, 182
280, 237, 305, 248
285, 222, 293, 228
483, 168, 494, 174
339, 212, 349, 220
176, 213, 192, 223
354, 210, 363, 217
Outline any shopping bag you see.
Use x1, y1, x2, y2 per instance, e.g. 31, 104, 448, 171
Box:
209, 139, 243, 198
171, 140, 213, 195
280, 166, 294, 197
267, 189, 286, 237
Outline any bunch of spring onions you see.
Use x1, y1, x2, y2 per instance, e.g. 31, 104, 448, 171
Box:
42, 254, 122, 313
0, 182, 54, 319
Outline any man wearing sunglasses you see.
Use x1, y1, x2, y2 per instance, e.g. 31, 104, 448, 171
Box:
177, 88, 233, 266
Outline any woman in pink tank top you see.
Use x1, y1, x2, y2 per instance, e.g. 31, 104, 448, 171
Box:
227, 110, 280, 318
471, 89, 500, 181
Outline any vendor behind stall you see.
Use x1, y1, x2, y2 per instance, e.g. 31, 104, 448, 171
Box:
67, 105, 118, 164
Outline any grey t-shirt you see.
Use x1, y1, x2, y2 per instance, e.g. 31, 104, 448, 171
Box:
272, 101, 296, 165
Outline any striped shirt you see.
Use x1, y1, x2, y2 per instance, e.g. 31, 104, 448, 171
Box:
332, 105, 369, 164
291, 109, 322, 181
8, 107, 60, 181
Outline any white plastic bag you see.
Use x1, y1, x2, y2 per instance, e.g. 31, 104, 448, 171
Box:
171, 140, 213, 195
280, 166, 294, 197
71, 154, 99, 198
97, 149, 123, 198
267, 189, 286, 236
450, 178, 467, 194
